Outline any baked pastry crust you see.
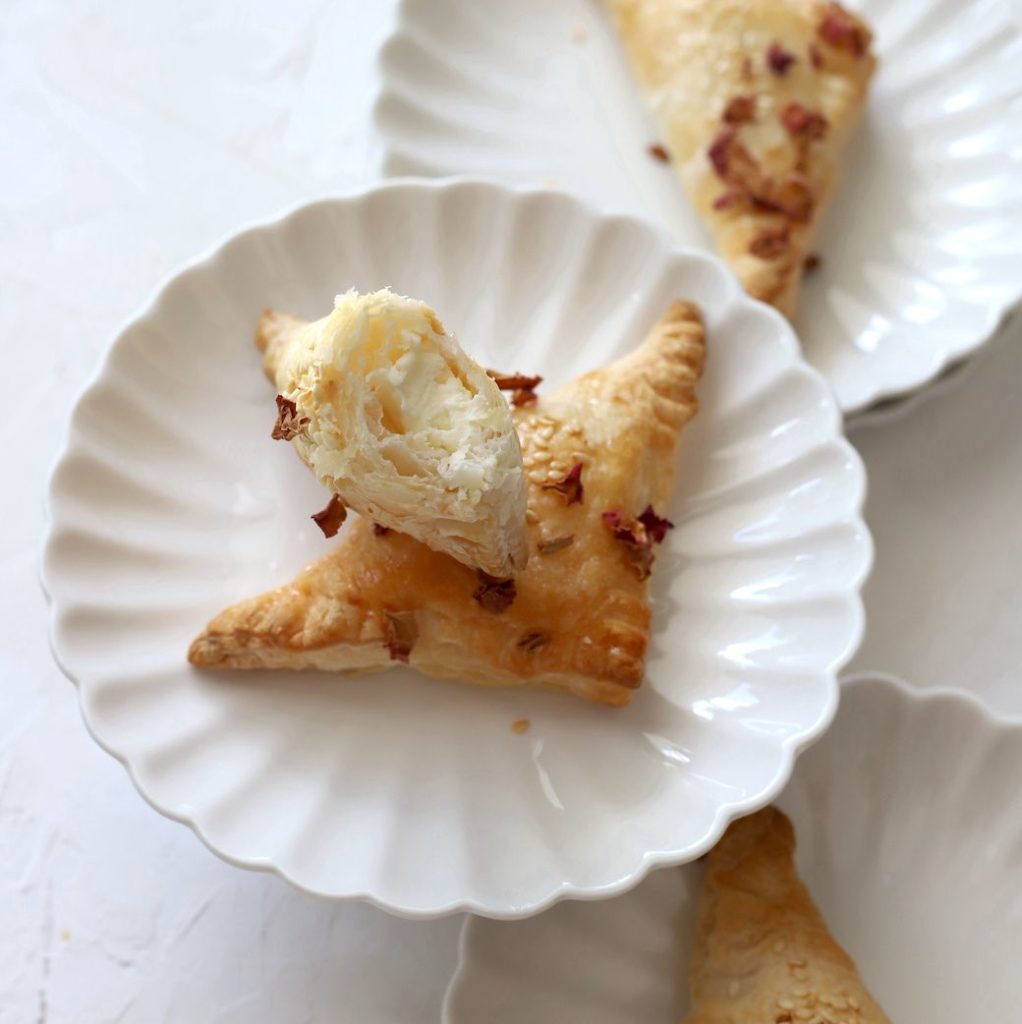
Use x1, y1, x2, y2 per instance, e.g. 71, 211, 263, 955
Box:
687, 807, 891, 1023
607, 0, 875, 317
188, 302, 706, 707
259, 290, 529, 578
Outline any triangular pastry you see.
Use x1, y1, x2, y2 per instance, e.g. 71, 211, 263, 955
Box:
687, 807, 891, 1023
607, 0, 875, 317
188, 302, 706, 707
260, 289, 529, 579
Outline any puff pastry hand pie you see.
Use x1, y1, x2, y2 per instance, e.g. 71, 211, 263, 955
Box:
607, 0, 875, 317
687, 807, 891, 1023
260, 289, 528, 578
189, 301, 706, 707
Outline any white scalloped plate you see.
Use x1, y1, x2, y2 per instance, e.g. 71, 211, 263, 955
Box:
445, 675, 1022, 1019
375, 0, 1022, 415
43, 180, 870, 918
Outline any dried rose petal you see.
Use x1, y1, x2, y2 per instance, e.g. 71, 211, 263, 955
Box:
708, 126, 737, 178
271, 394, 308, 441
818, 2, 870, 57
488, 371, 543, 391
809, 43, 824, 69
541, 462, 584, 505
517, 631, 551, 653
384, 610, 417, 663
537, 534, 575, 556
311, 494, 347, 538
637, 505, 674, 544
489, 370, 543, 407
511, 388, 538, 408
374, 523, 391, 536
648, 143, 671, 163
740, 56, 754, 81
749, 227, 790, 260
723, 94, 756, 125
781, 102, 828, 140
602, 506, 671, 580
473, 572, 517, 613
766, 42, 796, 75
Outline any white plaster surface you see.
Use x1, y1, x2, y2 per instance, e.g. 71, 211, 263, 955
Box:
2, 3, 463, 1022
2, 0, 1019, 1019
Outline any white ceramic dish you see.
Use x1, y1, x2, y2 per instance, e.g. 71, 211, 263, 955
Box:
444, 675, 1022, 1020
375, 0, 1022, 415
43, 179, 869, 918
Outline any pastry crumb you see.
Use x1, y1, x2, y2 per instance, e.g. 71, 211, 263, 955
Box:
648, 142, 671, 163
804, 253, 822, 273
570, 24, 587, 43
60, 929, 71, 942
512, 718, 530, 734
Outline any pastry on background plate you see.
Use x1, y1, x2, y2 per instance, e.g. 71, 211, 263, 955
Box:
607, 0, 875, 317
189, 301, 706, 707
261, 288, 528, 578
688, 807, 891, 1023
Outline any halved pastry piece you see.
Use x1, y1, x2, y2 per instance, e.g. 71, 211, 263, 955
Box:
607, 0, 876, 317
262, 288, 528, 578
687, 807, 891, 1023
189, 302, 706, 707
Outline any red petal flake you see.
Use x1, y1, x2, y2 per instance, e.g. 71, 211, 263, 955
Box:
541, 462, 584, 505
473, 572, 517, 613
723, 94, 757, 125
766, 42, 796, 75
781, 102, 828, 140
311, 494, 347, 538
708, 126, 737, 178
818, 2, 871, 57
271, 394, 308, 441
602, 506, 672, 581
637, 505, 674, 544
488, 370, 543, 407
374, 523, 391, 536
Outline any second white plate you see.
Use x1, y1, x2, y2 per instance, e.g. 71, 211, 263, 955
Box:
376, 0, 1022, 414
444, 675, 1022, 1021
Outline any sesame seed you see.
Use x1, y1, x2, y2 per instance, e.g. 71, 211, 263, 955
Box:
533, 452, 552, 463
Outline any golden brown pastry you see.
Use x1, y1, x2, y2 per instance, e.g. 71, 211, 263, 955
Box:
607, 0, 876, 317
260, 289, 529, 578
188, 301, 706, 707
687, 807, 891, 1023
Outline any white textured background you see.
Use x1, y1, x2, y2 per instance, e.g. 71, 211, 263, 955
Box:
2, 0, 1019, 1020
